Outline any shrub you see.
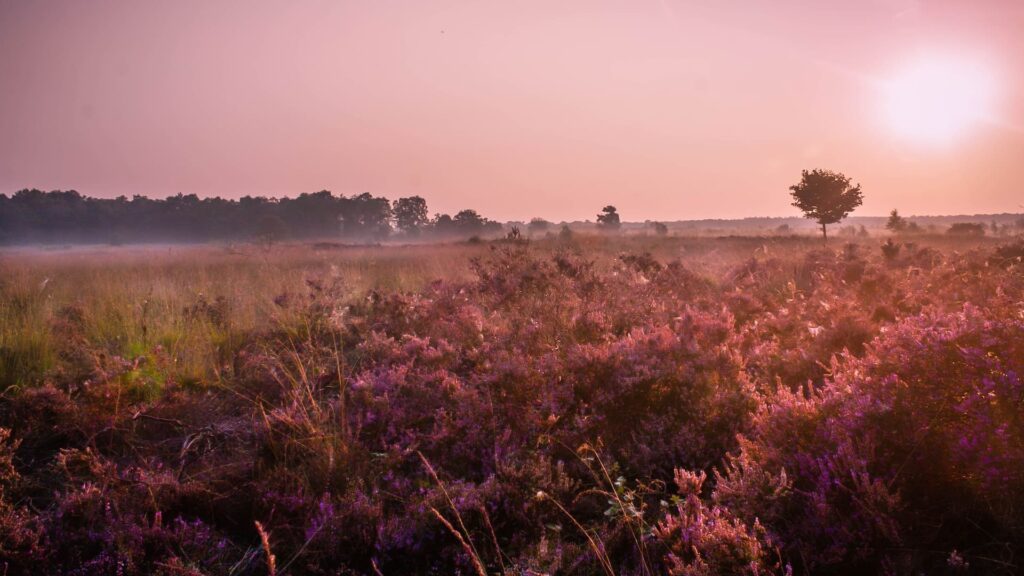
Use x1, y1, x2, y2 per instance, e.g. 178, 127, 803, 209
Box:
946, 222, 986, 236
716, 305, 1024, 573
654, 468, 788, 576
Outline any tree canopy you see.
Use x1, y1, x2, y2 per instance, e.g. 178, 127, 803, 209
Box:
0, 189, 502, 245
392, 196, 430, 235
789, 169, 863, 241
596, 205, 621, 231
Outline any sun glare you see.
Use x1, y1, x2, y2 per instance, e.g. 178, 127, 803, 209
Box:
881, 55, 996, 146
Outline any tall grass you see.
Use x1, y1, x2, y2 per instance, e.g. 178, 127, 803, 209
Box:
0, 242, 486, 390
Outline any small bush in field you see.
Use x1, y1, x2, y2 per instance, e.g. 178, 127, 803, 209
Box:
653, 468, 788, 576
881, 238, 900, 260
991, 239, 1024, 267
947, 222, 986, 236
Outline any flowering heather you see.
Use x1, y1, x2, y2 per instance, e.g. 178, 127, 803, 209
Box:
1, 237, 1023, 574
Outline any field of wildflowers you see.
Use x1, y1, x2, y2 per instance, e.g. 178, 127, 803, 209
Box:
1, 234, 1022, 575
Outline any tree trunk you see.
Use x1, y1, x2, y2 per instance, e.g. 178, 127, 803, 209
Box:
821, 222, 828, 243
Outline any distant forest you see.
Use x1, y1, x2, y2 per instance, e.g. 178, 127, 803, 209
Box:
0, 189, 503, 244
3, 188, 1023, 246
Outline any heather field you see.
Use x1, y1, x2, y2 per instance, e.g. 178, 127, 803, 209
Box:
0, 234, 1021, 575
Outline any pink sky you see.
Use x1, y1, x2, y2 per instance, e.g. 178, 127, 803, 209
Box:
1, 0, 1022, 221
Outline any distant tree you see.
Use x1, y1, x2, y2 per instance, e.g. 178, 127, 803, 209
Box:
597, 205, 621, 232
885, 210, 922, 235
340, 192, 392, 239
947, 222, 986, 236
0, 189, 508, 245
839, 225, 859, 238
527, 218, 551, 235
255, 214, 288, 247
886, 209, 907, 233
454, 209, 486, 235
392, 196, 429, 236
789, 169, 863, 242
558, 224, 574, 242
428, 209, 501, 238
432, 213, 457, 237
650, 221, 669, 236
280, 190, 343, 238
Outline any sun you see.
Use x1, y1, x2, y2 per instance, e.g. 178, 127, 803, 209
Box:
880, 55, 996, 146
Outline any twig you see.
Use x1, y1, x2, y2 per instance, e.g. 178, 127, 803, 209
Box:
418, 451, 488, 576
255, 521, 277, 576
131, 410, 187, 428
429, 507, 488, 576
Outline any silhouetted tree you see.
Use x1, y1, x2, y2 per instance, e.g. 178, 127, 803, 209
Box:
789, 169, 863, 242
0, 189, 502, 245
527, 218, 551, 235
393, 196, 429, 236
597, 205, 621, 231
454, 209, 485, 229
452, 209, 502, 237
947, 222, 986, 236
340, 192, 392, 239
650, 221, 669, 236
886, 209, 907, 233
280, 190, 343, 237
255, 214, 288, 247
432, 213, 457, 237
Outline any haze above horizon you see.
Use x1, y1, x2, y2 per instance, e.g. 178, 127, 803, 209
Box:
2, 1, 1022, 222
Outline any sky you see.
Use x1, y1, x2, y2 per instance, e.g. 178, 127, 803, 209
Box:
1, 0, 1022, 222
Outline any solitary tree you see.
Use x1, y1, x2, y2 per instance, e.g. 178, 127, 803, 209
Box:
597, 205, 621, 231
789, 169, 863, 242
886, 209, 907, 233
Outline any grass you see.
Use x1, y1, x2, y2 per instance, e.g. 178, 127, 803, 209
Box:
0, 242, 486, 390
0, 233, 1001, 392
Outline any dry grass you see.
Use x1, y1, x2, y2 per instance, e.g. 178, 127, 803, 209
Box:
0, 242, 485, 389
0, 233, 999, 391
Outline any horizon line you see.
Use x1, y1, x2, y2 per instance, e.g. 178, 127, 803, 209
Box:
4, 187, 1022, 224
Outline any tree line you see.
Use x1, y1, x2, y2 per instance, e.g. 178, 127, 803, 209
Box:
4, 171, 1010, 245
0, 189, 504, 244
